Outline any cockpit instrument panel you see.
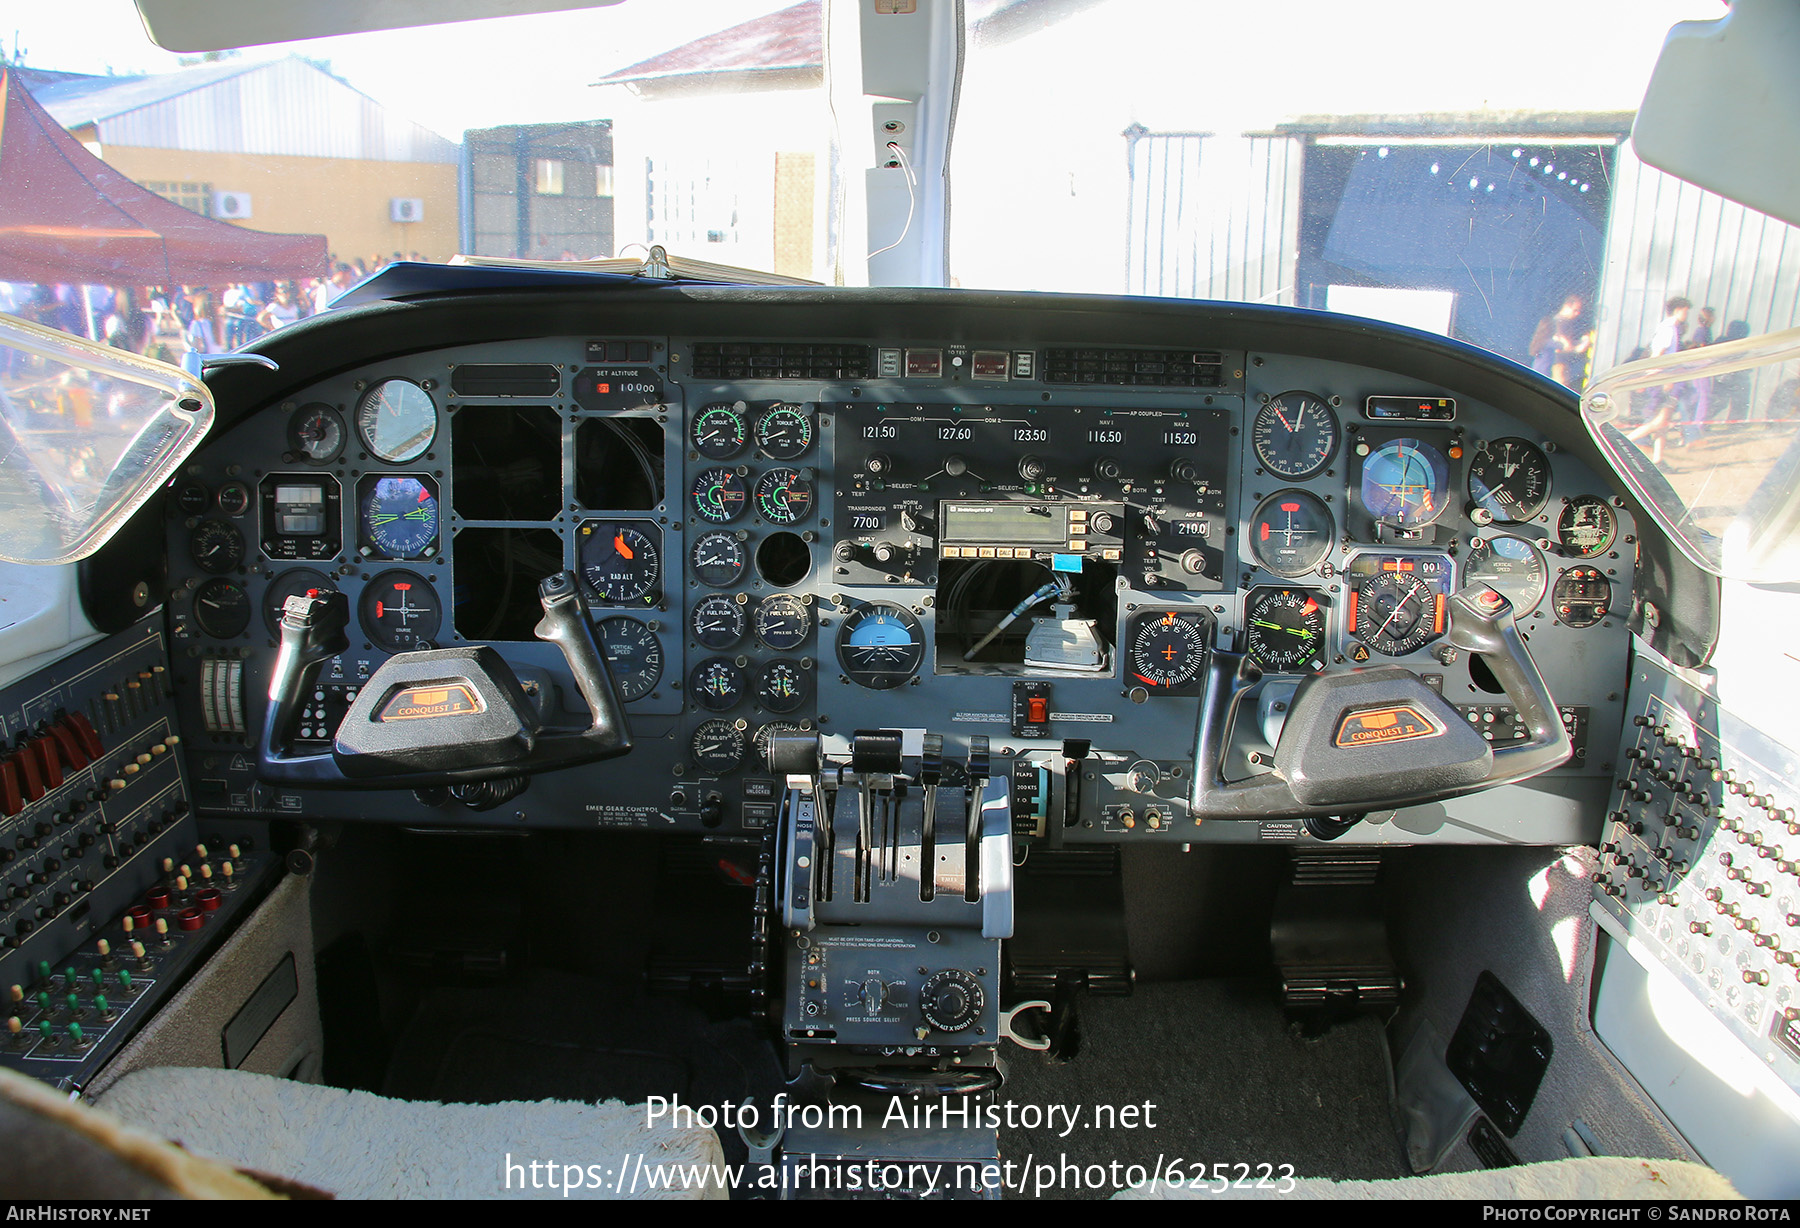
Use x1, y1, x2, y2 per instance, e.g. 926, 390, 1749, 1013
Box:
163, 301, 1636, 845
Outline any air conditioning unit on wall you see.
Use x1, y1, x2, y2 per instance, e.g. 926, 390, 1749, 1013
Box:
213, 191, 252, 219
390, 198, 424, 223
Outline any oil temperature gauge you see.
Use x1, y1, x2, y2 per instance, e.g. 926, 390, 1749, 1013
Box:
1125, 610, 1214, 694
690, 657, 745, 711
1243, 587, 1329, 674
755, 660, 809, 714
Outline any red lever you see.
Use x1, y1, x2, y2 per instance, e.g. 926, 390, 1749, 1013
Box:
47, 722, 89, 770
64, 712, 105, 760
0, 759, 21, 817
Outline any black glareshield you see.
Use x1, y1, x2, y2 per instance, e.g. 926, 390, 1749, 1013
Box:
257, 570, 630, 787
1189, 583, 1572, 823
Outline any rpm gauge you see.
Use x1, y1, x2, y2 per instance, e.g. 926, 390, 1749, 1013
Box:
1467, 437, 1551, 523
1360, 438, 1450, 527
836, 602, 925, 690
1252, 391, 1339, 480
359, 570, 440, 652
690, 530, 748, 587
358, 475, 439, 560
356, 379, 436, 463
1248, 490, 1334, 578
1125, 610, 1213, 694
1243, 587, 1329, 674
286, 403, 345, 464
595, 616, 663, 701
578, 520, 661, 606
1465, 535, 1547, 616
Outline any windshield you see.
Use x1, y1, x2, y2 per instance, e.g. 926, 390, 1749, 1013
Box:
1, 2, 1786, 395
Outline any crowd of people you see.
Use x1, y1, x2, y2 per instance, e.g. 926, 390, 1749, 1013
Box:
1623, 295, 1757, 465
0, 251, 431, 375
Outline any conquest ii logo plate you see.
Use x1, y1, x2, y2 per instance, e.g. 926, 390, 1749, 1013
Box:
378, 683, 483, 722
1334, 705, 1440, 748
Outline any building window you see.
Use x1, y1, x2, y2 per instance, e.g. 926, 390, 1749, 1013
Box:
143, 180, 213, 216
595, 165, 614, 198
535, 159, 564, 196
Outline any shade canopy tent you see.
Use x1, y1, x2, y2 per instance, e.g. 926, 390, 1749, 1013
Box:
0, 65, 328, 287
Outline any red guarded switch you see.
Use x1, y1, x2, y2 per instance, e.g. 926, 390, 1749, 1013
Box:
10, 749, 43, 803
26, 739, 61, 791
64, 712, 105, 760
46, 722, 89, 770
0, 759, 21, 816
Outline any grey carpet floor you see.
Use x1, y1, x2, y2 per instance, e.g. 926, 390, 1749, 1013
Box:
997, 979, 1409, 1198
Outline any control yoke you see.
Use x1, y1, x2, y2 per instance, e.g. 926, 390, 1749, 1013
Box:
256, 570, 632, 787
1189, 583, 1572, 824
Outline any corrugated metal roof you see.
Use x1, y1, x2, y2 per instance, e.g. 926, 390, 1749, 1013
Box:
597, 0, 820, 85
33, 56, 459, 164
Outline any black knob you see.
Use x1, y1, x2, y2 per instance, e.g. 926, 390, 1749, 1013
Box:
1170, 457, 1200, 484
866, 453, 891, 477
944, 455, 968, 477
873, 541, 900, 564
918, 968, 984, 1032
832, 541, 857, 562
1090, 512, 1115, 535
1018, 455, 1046, 482
1094, 456, 1121, 481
